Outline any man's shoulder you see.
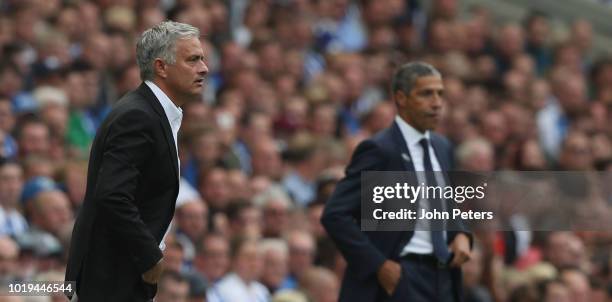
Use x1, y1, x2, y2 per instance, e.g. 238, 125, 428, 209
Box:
356, 126, 452, 155
113, 87, 151, 111
346, 127, 396, 168
370, 126, 394, 143
94, 97, 157, 139
107, 88, 156, 121
366, 125, 400, 153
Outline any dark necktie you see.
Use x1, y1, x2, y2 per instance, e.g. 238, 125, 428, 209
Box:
419, 138, 450, 263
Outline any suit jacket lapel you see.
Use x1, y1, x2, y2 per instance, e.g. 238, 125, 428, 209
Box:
390, 121, 419, 256
136, 83, 180, 183
391, 121, 451, 173
391, 121, 415, 172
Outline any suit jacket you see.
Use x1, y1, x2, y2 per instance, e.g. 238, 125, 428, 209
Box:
321, 121, 469, 302
65, 83, 180, 301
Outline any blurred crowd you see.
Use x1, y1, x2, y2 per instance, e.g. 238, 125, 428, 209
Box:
0, 0, 611, 301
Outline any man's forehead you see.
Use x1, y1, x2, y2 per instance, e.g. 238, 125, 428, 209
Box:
176, 38, 204, 52
414, 75, 444, 89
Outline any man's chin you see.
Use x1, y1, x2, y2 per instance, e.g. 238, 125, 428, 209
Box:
188, 89, 204, 99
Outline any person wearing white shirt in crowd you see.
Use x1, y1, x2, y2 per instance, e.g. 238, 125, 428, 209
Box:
207, 237, 269, 302
0, 162, 28, 237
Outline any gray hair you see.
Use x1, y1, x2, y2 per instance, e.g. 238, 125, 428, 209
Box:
391, 62, 441, 95
136, 21, 200, 81
456, 137, 493, 165
253, 185, 293, 209
259, 238, 288, 256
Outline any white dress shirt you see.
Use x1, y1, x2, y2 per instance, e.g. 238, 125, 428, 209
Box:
144, 81, 183, 166
144, 81, 183, 250
207, 273, 270, 302
0, 207, 28, 237
394, 116, 446, 255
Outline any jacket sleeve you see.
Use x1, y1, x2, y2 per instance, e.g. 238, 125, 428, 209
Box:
321, 139, 388, 280
92, 109, 163, 274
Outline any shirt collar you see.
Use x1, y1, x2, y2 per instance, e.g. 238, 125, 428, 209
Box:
144, 80, 183, 125
395, 115, 430, 147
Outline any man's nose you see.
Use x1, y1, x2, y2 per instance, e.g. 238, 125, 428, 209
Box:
198, 60, 209, 75
431, 94, 443, 108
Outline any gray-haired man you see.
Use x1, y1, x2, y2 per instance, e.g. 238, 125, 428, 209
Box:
66, 21, 208, 301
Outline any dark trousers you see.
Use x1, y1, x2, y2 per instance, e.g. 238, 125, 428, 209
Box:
380, 255, 457, 302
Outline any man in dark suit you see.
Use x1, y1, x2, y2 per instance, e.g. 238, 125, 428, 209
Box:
321, 62, 471, 302
65, 21, 208, 301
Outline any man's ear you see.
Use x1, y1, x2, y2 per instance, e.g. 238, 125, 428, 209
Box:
154, 59, 167, 79
394, 90, 407, 107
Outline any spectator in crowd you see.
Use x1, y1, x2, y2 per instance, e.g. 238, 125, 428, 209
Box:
232, 111, 272, 174
538, 279, 571, 302
523, 10, 552, 75
63, 61, 104, 156
19, 176, 59, 220
183, 126, 222, 187
479, 110, 508, 164
298, 266, 340, 302
0, 236, 20, 285
20, 155, 55, 180
207, 237, 269, 302
560, 268, 592, 302
174, 195, 209, 262
0, 61, 35, 114
250, 137, 283, 181
163, 240, 186, 274
360, 101, 396, 136
308, 102, 338, 139
225, 169, 251, 201
537, 69, 589, 161
283, 229, 316, 290
156, 270, 192, 302
26, 188, 72, 239
543, 232, 587, 270
0, 161, 27, 237
281, 133, 327, 207
557, 131, 594, 170
194, 233, 230, 285
259, 238, 290, 294
15, 117, 51, 160
456, 137, 495, 171
32, 85, 70, 160
57, 159, 88, 210
0, 98, 17, 159
463, 242, 499, 302
226, 199, 262, 239
16, 178, 70, 275
254, 186, 292, 239
198, 167, 230, 218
